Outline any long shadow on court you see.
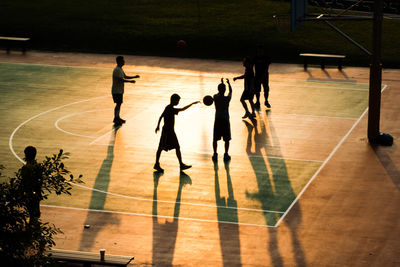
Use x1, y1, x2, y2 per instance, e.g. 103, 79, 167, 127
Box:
152, 171, 191, 266
213, 160, 242, 266
244, 111, 305, 266
78, 125, 120, 251
372, 144, 400, 191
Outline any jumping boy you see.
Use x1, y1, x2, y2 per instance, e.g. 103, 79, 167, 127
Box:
112, 56, 140, 125
212, 78, 232, 162
233, 56, 256, 118
154, 94, 199, 172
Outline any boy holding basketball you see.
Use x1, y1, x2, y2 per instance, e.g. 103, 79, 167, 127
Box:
212, 79, 232, 161
154, 94, 199, 172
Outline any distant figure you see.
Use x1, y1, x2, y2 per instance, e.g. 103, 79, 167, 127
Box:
254, 45, 271, 109
111, 56, 140, 125
154, 94, 199, 172
233, 57, 256, 118
212, 78, 232, 162
20, 146, 43, 223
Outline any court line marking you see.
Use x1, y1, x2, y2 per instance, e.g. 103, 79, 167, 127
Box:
70, 183, 285, 214
88, 142, 324, 163
41, 204, 277, 228
55, 109, 110, 138
0, 61, 370, 88
9, 87, 358, 220
6, 64, 382, 227
9, 95, 109, 164
8, 95, 287, 216
275, 84, 389, 227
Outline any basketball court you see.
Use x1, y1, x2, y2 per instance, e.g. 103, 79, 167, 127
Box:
1, 50, 399, 266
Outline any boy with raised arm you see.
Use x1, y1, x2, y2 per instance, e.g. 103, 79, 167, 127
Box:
154, 94, 199, 172
212, 78, 232, 162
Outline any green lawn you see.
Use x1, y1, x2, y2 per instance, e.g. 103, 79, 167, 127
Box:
1, 0, 400, 67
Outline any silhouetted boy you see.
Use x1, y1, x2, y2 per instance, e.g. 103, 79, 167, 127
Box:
154, 94, 199, 172
112, 56, 140, 125
234, 57, 256, 118
20, 146, 43, 223
212, 79, 232, 162
254, 45, 271, 109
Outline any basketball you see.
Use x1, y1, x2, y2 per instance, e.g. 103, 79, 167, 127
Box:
176, 40, 187, 49
203, 95, 214, 106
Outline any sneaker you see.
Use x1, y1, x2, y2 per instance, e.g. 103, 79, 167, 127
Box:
250, 112, 256, 118
212, 153, 218, 161
180, 163, 192, 171
242, 112, 251, 119
113, 117, 124, 125
223, 153, 231, 161
254, 102, 261, 109
153, 163, 164, 172
265, 101, 271, 109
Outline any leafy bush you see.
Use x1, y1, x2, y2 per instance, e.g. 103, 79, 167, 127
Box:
0, 150, 83, 265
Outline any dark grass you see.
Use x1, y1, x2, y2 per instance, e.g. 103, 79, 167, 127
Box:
0, 0, 400, 67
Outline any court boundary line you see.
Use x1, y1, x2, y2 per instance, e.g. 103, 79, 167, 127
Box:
70, 183, 285, 214
55, 109, 110, 139
9, 95, 109, 164
0, 61, 370, 89
6, 61, 383, 228
41, 204, 277, 228
275, 84, 389, 227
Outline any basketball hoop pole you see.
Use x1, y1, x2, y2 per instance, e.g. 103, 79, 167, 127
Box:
368, 0, 393, 145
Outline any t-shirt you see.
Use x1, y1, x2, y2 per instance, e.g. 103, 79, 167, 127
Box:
213, 93, 231, 120
254, 55, 271, 77
244, 67, 254, 91
163, 104, 179, 130
20, 162, 43, 202
112, 66, 126, 94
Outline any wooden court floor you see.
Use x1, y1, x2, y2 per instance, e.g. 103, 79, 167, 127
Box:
0, 51, 399, 266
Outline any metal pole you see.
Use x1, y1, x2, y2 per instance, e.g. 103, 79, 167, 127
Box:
367, 0, 383, 143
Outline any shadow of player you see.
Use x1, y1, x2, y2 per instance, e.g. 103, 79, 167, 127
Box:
243, 111, 305, 266
79, 125, 121, 251
213, 160, 242, 266
152, 171, 191, 266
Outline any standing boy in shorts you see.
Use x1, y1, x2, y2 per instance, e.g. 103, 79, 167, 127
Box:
212, 78, 232, 162
154, 94, 199, 172
254, 45, 271, 109
233, 56, 256, 118
112, 56, 140, 125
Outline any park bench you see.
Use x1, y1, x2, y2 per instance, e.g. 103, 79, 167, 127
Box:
0, 36, 30, 54
300, 53, 346, 70
46, 249, 134, 267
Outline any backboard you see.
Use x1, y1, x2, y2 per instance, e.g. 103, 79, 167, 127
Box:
291, 0, 308, 31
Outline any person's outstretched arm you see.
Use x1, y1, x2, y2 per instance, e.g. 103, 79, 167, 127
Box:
233, 74, 245, 81
177, 101, 200, 112
124, 74, 140, 80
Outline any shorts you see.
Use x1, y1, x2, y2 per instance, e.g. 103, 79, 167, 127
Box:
254, 75, 269, 93
240, 89, 254, 101
213, 118, 231, 142
158, 127, 180, 151
112, 93, 123, 104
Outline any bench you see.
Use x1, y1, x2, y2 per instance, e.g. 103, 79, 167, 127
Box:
46, 249, 134, 267
300, 53, 346, 70
0, 36, 30, 54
